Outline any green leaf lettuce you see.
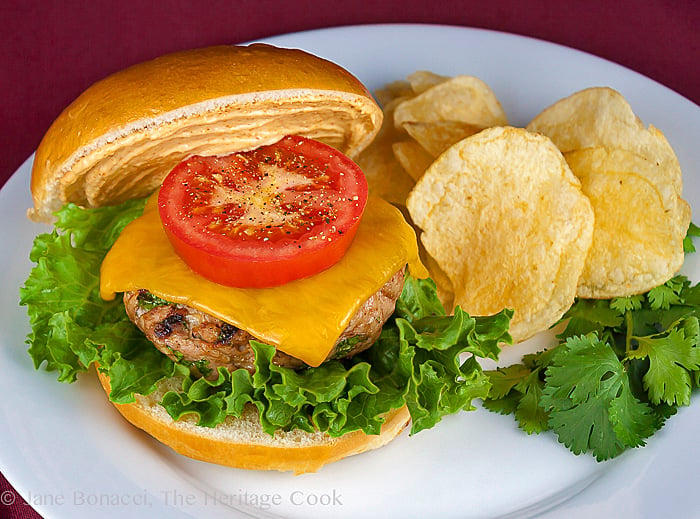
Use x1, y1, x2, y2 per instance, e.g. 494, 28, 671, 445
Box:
20, 199, 513, 438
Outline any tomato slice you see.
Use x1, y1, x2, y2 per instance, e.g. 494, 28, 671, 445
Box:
158, 136, 368, 288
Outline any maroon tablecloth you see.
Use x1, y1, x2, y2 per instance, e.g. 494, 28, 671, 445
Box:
2, 1, 699, 517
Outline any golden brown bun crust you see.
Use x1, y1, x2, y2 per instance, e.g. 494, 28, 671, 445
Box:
97, 370, 410, 474
30, 43, 382, 222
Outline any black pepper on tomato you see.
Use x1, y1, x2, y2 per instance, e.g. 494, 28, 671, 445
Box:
158, 135, 368, 288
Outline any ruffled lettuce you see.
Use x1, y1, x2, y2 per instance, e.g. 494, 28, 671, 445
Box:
20, 199, 512, 437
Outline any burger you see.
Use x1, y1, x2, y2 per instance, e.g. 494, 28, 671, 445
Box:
20, 44, 511, 474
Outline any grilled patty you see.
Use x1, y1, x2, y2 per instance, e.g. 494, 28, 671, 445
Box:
123, 269, 404, 376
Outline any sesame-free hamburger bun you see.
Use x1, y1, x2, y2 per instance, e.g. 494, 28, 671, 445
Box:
29, 43, 382, 222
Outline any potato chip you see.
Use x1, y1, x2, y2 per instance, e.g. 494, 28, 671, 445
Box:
362, 72, 507, 207
355, 97, 416, 205
420, 249, 455, 311
403, 120, 482, 157
407, 126, 594, 343
526, 87, 682, 195
394, 75, 508, 131
375, 80, 414, 106
406, 70, 450, 94
565, 147, 690, 298
392, 141, 434, 181
401, 206, 456, 310
528, 87, 690, 297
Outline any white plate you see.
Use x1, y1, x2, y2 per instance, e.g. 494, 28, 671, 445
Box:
1, 24, 699, 519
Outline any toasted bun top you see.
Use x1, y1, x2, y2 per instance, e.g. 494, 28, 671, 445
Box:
30, 43, 383, 222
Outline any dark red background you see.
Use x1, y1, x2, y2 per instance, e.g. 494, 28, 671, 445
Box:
1, 1, 699, 517
2, 0, 699, 192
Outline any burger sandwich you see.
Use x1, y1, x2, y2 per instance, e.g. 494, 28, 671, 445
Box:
20, 44, 512, 474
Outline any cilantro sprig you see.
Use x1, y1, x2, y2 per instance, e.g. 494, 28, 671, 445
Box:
483, 274, 700, 461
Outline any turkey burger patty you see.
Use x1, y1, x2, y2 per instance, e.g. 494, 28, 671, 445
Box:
124, 269, 405, 376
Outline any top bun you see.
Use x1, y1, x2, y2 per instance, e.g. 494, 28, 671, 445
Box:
29, 43, 383, 222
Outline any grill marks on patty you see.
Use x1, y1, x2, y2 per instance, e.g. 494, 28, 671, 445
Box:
124, 290, 304, 375
123, 269, 404, 377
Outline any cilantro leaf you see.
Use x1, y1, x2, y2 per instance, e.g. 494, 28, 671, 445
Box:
610, 294, 644, 313
484, 273, 700, 461
683, 221, 700, 253
647, 277, 685, 310
557, 299, 623, 340
542, 335, 624, 405
626, 324, 700, 406
487, 364, 531, 399
484, 361, 550, 434
547, 390, 627, 460
608, 387, 660, 448
541, 334, 657, 461
513, 369, 549, 434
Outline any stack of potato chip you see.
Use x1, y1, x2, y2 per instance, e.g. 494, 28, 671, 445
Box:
527, 88, 690, 299
359, 75, 691, 343
356, 71, 507, 203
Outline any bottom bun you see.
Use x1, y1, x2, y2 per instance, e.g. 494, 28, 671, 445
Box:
97, 371, 410, 474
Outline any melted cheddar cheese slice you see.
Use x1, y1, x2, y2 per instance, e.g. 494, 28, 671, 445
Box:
100, 195, 427, 366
